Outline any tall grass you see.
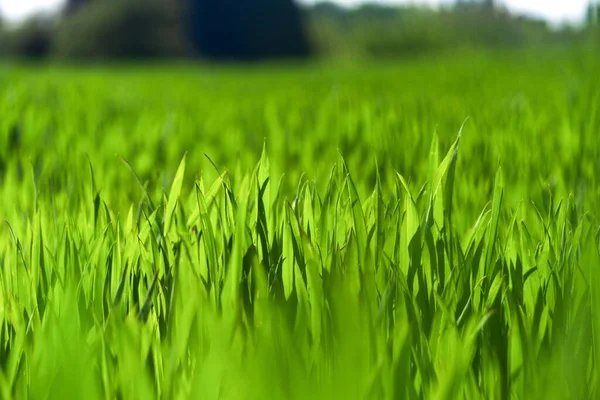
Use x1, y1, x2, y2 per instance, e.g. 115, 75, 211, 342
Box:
0, 52, 598, 399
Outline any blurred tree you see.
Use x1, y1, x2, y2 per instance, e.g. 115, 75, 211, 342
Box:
483, 0, 496, 11
55, 0, 187, 59
0, 16, 55, 58
65, 0, 92, 15
309, 2, 346, 19
589, 2, 599, 25
184, 0, 310, 59
305, 1, 566, 58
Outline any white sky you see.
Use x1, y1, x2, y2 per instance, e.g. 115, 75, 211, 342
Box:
0, 0, 64, 21
0, 0, 594, 25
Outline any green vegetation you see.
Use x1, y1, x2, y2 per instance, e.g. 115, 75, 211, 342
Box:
0, 51, 599, 399
305, 2, 573, 57
2, 1, 597, 60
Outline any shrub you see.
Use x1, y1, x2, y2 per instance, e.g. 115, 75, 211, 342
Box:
0, 16, 55, 59
53, 0, 188, 59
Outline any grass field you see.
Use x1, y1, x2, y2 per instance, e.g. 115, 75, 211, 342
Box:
0, 50, 599, 399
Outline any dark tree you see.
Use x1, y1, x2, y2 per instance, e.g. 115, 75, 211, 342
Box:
0, 16, 54, 58
589, 2, 599, 25
65, 0, 93, 14
185, 0, 310, 60
55, 0, 187, 59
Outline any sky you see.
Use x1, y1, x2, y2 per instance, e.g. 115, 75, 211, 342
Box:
0, 0, 594, 25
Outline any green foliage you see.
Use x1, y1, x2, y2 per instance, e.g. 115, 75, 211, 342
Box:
306, 2, 582, 58
53, 0, 187, 59
0, 51, 599, 398
0, 16, 54, 58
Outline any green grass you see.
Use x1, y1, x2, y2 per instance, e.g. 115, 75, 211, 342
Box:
0, 51, 599, 399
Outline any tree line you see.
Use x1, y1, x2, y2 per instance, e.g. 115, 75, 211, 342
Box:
0, 0, 308, 60
0, 0, 598, 60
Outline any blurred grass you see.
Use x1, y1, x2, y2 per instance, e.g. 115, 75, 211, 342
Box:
0, 49, 599, 399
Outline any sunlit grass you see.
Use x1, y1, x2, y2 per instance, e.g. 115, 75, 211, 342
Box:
0, 52, 598, 399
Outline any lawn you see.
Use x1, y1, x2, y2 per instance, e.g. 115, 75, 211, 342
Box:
0, 50, 599, 399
